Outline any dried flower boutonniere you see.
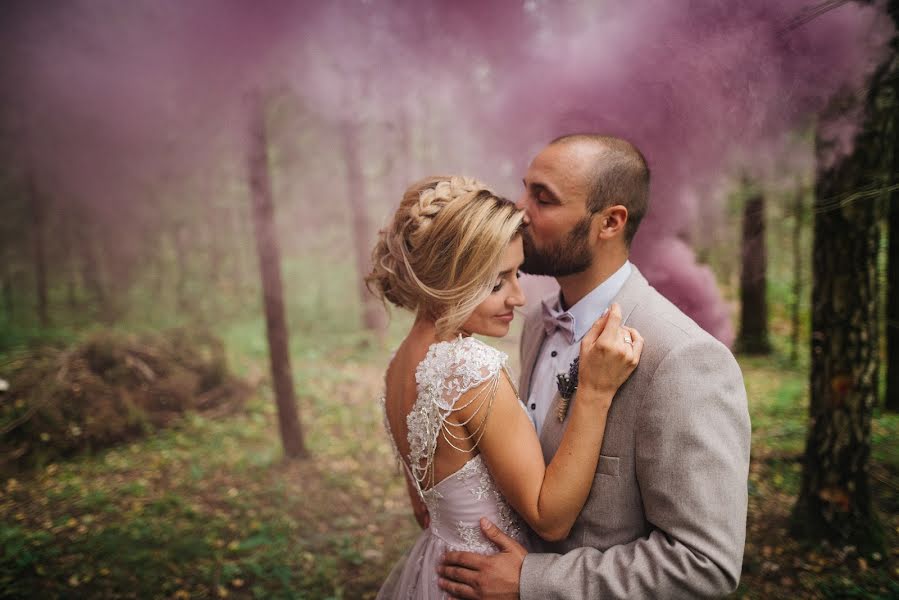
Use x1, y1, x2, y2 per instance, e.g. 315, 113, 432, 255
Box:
555, 356, 579, 422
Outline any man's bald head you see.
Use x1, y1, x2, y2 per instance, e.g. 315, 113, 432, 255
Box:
549, 134, 650, 245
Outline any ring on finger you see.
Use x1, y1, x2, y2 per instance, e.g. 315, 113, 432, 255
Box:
622, 333, 633, 345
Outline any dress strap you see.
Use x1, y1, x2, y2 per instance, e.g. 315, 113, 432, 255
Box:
408, 336, 507, 490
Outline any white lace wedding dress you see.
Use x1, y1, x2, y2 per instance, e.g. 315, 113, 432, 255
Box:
377, 336, 529, 599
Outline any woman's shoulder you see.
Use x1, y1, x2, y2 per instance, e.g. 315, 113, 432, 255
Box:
427, 335, 507, 370
416, 336, 507, 391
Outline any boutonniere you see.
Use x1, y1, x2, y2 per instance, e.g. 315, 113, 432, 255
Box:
555, 356, 579, 422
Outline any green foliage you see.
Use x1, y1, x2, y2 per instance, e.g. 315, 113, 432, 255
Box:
0, 187, 894, 597
0, 328, 248, 472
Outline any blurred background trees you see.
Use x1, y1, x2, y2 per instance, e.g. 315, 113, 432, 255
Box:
0, 0, 897, 596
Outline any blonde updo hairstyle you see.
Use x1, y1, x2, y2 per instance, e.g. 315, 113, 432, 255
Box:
367, 175, 524, 337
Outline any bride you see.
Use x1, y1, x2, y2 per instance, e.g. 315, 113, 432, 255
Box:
367, 176, 643, 599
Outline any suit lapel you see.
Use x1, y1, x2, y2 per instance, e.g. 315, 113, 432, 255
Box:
519, 298, 549, 404
608, 264, 648, 327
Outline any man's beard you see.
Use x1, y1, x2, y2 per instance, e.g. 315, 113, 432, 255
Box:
520, 216, 593, 277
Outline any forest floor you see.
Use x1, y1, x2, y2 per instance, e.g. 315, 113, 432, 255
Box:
1, 321, 898, 599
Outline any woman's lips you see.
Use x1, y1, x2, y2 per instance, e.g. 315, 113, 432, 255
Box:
496, 313, 514, 323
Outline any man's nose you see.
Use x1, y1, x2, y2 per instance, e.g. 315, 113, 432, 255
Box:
515, 196, 531, 225
514, 193, 527, 212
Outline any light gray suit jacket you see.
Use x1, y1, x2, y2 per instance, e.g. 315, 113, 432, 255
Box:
519, 266, 750, 599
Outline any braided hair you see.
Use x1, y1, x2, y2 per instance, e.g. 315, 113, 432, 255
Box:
367, 176, 524, 336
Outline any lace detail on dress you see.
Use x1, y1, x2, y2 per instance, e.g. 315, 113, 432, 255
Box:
456, 521, 497, 554
471, 464, 494, 501
407, 336, 506, 491
450, 454, 525, 553
379, 336, 527, 565
464, 456, 524, 545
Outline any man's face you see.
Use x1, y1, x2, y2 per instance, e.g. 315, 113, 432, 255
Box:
516, 142, 596, 277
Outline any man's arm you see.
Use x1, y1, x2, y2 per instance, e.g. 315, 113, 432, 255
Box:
520, 337, 751, 599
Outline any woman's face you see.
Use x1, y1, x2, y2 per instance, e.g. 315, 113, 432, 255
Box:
460, 236, 526, 338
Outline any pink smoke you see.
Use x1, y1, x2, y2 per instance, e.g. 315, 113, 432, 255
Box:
0, 0, 890, 344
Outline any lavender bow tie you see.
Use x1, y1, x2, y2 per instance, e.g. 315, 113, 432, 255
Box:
542, 303, 576, 344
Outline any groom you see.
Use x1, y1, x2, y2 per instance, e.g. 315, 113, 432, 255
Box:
438, 134, 751, 599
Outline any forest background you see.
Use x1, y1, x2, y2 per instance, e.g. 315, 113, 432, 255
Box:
1, 1, 898, 598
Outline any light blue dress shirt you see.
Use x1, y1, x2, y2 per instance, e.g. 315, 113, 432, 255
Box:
527, 261, 632, 434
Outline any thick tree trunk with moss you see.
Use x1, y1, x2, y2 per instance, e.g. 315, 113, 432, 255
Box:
886, 59, 899, 412
888, 193, 899, 410
737, 191, 771, 354
340, 118, 387, 334
792, 123, 883, 551
247, 93, 307, 459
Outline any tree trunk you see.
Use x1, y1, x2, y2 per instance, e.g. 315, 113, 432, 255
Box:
96, 232, 126, 324
791, 184, 804, 365
246, 92, 307, 459
340, 118, 387, 334
59, 206, 79, 312
888, 191, 899, 410
736, 190, 770, 354
792, 119, 883, 551
886, 88, 899, 411
78, 230, 108, 317
1, 245, 12, 324
29, 174, 48, 327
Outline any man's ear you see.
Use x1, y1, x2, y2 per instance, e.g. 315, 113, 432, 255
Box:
596, 205, 628, 241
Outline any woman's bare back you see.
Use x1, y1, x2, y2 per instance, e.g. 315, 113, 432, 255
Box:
383, 332, 481, 490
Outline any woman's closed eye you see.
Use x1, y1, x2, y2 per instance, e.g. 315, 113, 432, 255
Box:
492, 269, 522, 293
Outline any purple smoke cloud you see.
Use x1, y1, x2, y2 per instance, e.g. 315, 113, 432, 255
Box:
0, 0, 890, 344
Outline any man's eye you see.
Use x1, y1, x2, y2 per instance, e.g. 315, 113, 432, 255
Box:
516, 270, 522, 279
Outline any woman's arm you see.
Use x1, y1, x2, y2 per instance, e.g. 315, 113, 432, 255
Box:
455, 304, 642, 541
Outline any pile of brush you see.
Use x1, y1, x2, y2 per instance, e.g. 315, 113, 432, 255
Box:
0, 328, 251, 471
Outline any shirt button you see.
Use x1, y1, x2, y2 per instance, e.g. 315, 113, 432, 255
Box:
530, 403, 536, 410
551, 351, 558, 357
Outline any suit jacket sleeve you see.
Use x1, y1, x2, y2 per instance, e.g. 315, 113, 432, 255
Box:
520, 337, 751, 599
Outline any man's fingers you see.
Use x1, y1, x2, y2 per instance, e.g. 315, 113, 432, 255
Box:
437, 576, 478, 600
628, 327, 645, 364
580, 307, 610, 350
480, 518, 517, 552
443, 550, 485, 571
595, 303, 623, 346
438, 564, 478, 585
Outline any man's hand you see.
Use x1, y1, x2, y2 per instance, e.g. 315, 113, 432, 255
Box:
438, 518, 527, 600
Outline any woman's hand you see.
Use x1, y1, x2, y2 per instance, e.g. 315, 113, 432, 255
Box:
577, 303, 644, 402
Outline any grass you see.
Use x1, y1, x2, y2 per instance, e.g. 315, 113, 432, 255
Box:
3, 322, 897, 599
1, 256, 897, 598
0, 388, 415, 599
737, 355, 899, 599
